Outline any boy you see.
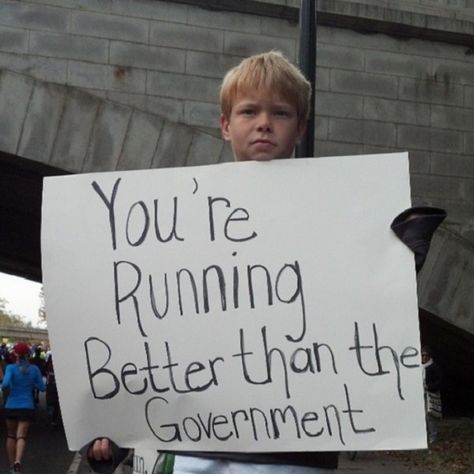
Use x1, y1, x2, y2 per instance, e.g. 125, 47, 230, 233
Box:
87, 51, 337, 474
86, 51, 445, 473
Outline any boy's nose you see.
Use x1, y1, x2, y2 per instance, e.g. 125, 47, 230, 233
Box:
256, 112, 272, 132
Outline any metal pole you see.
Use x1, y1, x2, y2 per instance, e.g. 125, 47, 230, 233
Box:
295, 0, 317, 158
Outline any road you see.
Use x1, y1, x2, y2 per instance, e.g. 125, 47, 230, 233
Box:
0, 391, 75, 474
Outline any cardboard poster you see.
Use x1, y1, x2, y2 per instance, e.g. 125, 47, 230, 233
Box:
41, 153, 426, 451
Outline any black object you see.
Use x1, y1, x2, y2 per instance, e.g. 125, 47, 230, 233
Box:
296, 0, 317, 158
391, 206, 447, 272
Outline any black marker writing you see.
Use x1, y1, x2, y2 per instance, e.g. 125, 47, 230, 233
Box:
349, 322, 419, 400
92, 178, 121, 250
84, 337, 224, 399
143, 383, 373, 446
208, 196, 257, 242
112, 257, 306, 342
92, 178, 184, 250
232, 326, 337, 399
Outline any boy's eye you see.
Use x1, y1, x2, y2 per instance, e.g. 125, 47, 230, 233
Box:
240, 108, 256, 115
274, 109, 291, 117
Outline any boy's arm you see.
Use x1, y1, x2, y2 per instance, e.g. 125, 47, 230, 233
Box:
391, 206, 447, 272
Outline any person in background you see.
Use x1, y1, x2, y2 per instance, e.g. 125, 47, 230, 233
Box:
1, 345, 15, 407
0, 342, 8, 364
0, 342, 8, 383
1, 341, 46, 474
30, 345, 46, 405
421, 345, 443, 444
45, 354, 61, 428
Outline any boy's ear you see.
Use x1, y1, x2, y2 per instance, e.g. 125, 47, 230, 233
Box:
296, 121, 307, 144
220, 114, 231, 142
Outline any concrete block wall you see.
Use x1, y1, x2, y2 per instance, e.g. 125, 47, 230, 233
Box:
418, 226, 474, 335
0, 68, 226, 174
0, 0, 297, 128
0, 0, 474, 241
314, 23, 474, 243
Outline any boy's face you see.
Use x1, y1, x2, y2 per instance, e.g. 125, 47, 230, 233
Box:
220, 89, 305, 162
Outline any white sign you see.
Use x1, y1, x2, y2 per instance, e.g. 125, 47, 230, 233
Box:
41, 153, 426, 452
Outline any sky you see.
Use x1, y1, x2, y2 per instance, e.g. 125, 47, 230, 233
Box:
0, 272, 43, 328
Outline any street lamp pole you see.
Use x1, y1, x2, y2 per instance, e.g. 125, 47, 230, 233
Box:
295, 0, 317, 158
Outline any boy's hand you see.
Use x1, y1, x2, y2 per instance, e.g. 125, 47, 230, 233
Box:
81, 437, 129, 473
88, 438, 113, 461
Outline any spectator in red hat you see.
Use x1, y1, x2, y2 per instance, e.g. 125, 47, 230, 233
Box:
1, 342, 45, 474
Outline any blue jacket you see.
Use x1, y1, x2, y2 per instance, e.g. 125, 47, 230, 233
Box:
2, 361, 46, 409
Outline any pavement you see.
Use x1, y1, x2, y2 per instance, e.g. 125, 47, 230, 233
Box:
0, 391, 75, 474
337, 451, 432, 473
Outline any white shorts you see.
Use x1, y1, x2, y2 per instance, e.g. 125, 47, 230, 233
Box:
173, 456, 334, 474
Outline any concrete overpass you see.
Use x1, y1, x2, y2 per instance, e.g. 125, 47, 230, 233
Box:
0, 325, 49, 344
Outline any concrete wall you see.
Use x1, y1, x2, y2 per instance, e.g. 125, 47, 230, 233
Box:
0, 0, 474, 243
418, 226, 474, 335
0, 68, 228, 171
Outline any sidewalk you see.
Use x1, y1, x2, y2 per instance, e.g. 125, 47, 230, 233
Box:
0, 392, 75, 474
337, 450, 433, 473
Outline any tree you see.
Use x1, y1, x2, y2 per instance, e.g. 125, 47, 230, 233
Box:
0, 297, 31, 327
38, 286, 46, 325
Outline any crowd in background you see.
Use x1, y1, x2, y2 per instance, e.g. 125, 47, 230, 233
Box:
1, 342, 60, 426
0, 341, 60, 474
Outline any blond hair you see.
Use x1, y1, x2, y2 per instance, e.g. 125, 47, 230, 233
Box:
220, 51, 311, 126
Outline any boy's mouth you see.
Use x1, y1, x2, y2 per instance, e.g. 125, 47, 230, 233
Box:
251, 140, 275, 153
251, 139, 275, 146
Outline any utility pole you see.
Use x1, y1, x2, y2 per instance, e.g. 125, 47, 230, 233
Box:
295, 0, 317, 158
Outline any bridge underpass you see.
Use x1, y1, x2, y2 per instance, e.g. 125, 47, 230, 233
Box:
0, 150, 66, 282
419, 310, 474, 415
